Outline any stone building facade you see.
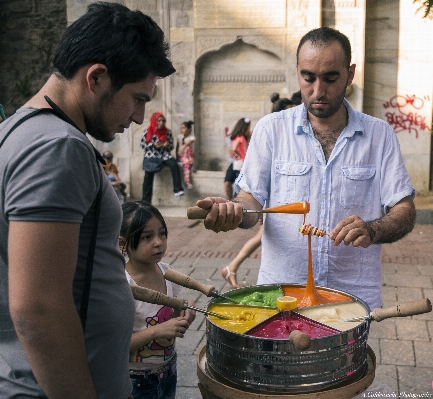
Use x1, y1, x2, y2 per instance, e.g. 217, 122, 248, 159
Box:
1, 0, 432, 206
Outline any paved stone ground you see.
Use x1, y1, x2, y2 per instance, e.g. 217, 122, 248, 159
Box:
158, 211, 433, 398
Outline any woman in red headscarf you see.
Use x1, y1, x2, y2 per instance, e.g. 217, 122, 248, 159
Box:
140, 112, 184, 203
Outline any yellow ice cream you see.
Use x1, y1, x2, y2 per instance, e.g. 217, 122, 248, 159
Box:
208, 304, 279, 334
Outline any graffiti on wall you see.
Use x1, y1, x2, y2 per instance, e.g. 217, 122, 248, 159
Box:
383, 94, 431, 138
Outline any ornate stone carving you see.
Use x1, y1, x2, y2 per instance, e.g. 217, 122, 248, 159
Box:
196, 36, 284, 61
242, 36, 285, 61
196, 36, 238, 59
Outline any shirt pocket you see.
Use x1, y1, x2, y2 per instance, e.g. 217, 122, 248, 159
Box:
340, 166, 376, 208
274, 161, 312, 204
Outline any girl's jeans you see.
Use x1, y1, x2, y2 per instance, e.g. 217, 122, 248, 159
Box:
129, 357, 177, 399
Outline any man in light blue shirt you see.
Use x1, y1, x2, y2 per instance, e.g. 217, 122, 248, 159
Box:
197, 27, 416, 310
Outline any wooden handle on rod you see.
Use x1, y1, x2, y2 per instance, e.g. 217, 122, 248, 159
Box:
164, 269, 215, 297
187, 206, 210, 219
289, 330, 311, 350
372, 298, 432, 322
131, 285, 186, 311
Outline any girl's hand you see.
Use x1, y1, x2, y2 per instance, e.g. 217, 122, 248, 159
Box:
180, 300, 196, 325
130, 316, 190, 350
152, 316, 190, 339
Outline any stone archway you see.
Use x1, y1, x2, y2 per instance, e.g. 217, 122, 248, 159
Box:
194, 39, 287, 171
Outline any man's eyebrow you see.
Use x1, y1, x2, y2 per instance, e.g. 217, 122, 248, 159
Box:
300, 69, 340, 76
323, 71, 340, 76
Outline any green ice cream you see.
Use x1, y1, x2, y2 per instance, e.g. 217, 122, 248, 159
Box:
237, 291, 281, 307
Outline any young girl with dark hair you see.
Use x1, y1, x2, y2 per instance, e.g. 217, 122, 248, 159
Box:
176, 120, 195, 189
119, 201, 195, 399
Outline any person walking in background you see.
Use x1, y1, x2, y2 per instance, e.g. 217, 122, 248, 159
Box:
230, 118, 251, 182
176, 120, 195, 189
0, 2, 175, 398
141, 112, 184, 203
221, 93, 297, 287
221, 217, 263, 288
119, 201, 195, 399
223, 126, 237, 199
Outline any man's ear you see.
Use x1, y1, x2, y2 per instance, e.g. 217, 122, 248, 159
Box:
347, 63, 356, 86
86, 64, 111, 93
119, 237, 127, 254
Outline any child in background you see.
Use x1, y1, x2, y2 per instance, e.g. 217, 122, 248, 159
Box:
102, 151, 127, 203
176, 120, 195, 189
119, 201, 196, 399
230, 118, 251, 179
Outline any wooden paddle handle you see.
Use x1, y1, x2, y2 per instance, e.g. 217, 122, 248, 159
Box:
164, 269, 215, 297
372, 298, 432, 322
187, 206, 210, 219
289, 330, 311, 350
131, 285, 186, 311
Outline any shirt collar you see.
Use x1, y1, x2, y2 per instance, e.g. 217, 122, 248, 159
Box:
296, 98, 364, 137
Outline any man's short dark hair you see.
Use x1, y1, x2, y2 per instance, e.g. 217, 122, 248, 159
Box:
52, 2, 175, 90
296, 27, 351, 68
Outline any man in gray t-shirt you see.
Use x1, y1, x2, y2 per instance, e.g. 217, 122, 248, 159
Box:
0, 3, 175, 398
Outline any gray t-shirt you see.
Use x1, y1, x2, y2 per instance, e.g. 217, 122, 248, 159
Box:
0, 108, 135, 398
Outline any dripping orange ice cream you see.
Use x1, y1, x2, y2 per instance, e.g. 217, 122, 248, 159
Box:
297, 235, 330, 306
281, 285, 352, 306
293, 203, 348, 306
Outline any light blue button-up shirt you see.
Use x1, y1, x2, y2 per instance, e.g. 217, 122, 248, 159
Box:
237, 99, 414, 309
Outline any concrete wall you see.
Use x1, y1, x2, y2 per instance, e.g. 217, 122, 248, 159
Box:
0, 0, 67, 116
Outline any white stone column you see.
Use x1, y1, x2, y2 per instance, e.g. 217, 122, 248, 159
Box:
390, 0, 433, 191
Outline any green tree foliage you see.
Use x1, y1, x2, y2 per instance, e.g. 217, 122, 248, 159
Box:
414, 0, 433, 18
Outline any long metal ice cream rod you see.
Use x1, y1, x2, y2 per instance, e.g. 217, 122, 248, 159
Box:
163, 269, 237, 303
343, 298, 432, 322
130, 285, 231, 320
187, 304, 231, 320
187, 201, 310, 220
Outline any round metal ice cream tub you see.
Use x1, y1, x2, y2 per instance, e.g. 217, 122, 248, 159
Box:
205, 284, 371, 394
